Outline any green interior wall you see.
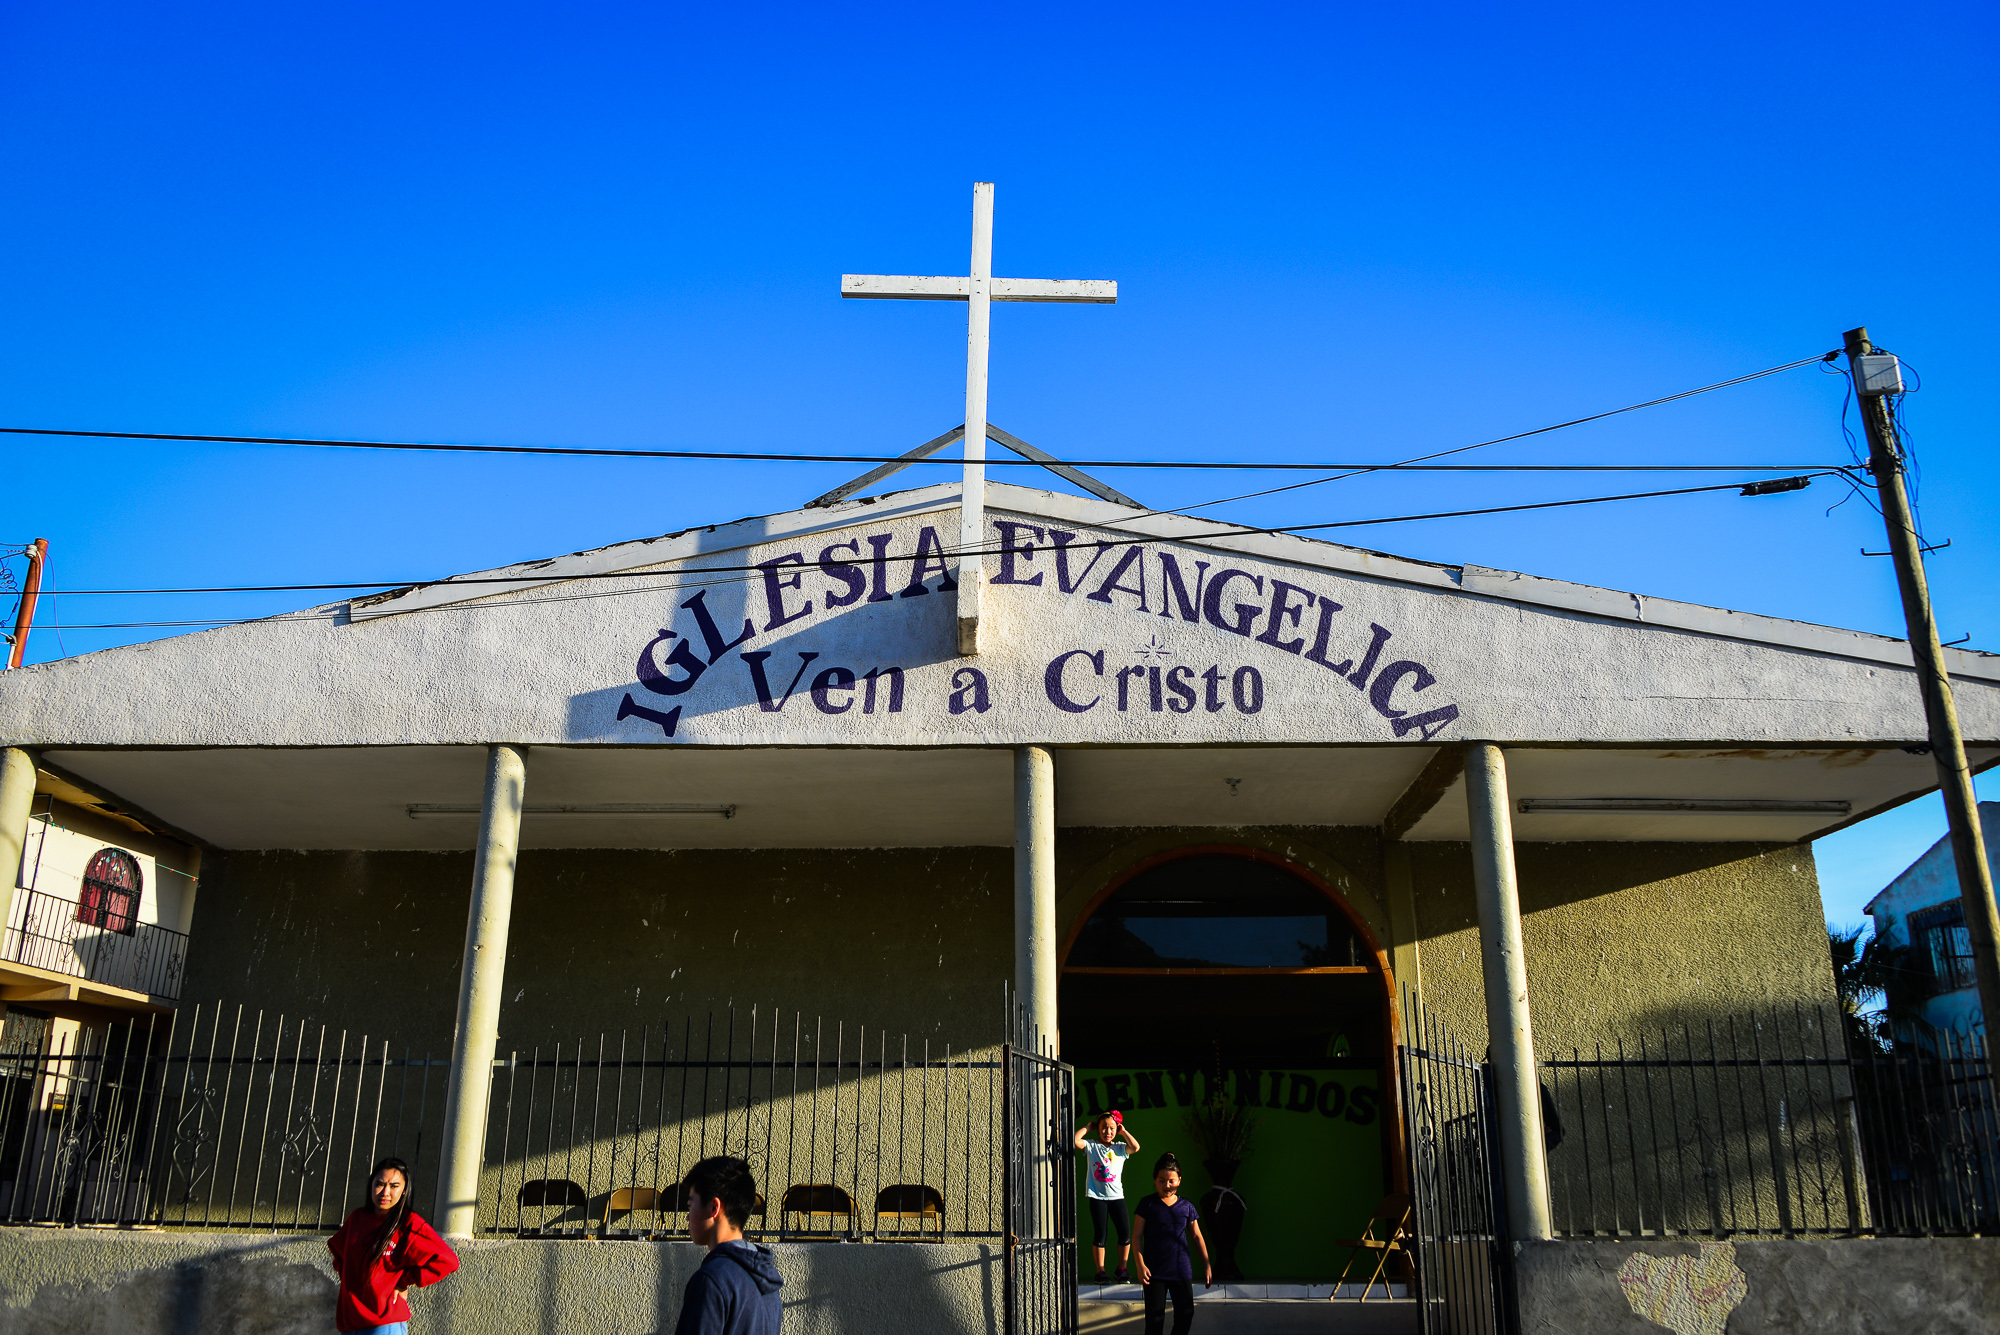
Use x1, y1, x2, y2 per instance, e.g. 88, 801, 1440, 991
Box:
1076, 1065, 1385, 1282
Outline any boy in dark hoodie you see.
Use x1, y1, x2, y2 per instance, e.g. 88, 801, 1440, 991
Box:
678, 1155, 784, 1335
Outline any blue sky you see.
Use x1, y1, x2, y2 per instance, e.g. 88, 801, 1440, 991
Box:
1, 2, 1994, 928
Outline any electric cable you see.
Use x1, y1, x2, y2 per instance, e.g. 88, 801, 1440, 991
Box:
30, 470, 1842, 624
0, 351, 1840, 474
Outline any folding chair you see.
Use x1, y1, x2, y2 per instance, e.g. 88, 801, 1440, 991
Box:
1333, 1193, 1413, 1301
780, 1183, 854, 1237
872, 1183, 944, 1238
516, 1178, 589, 1236
602, 1185, 674, 1238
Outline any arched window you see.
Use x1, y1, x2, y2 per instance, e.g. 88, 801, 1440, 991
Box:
1067, 854, 1362, 970
76, 848, 142, 936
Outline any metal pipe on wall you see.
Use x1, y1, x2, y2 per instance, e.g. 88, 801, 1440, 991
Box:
1465, 741, 1555, 1242
435, 743, 527, 1237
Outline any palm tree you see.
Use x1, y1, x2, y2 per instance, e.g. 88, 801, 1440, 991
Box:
1828, 923, 1923, 1053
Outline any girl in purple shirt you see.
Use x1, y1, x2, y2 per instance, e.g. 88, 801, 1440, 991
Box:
1131, 1153, 1211, 1335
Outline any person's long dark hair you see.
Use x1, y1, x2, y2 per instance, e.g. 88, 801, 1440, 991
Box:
355, 1156, 414, 1265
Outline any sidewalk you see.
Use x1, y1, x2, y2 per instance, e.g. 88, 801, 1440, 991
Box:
1079, 1283, 1417, 1334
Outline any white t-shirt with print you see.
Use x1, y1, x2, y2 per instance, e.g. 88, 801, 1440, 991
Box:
1085, 1140, 1130, 1200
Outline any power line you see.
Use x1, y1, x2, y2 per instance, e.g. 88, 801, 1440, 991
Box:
0, 426, 1845, 473
0, 350, 1841, 474
1097, 353, 1843, 530
1177, 473, 1842, 543
30, 471, 1835, 615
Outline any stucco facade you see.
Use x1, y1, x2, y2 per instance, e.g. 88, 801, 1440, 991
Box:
175, 828, 1835, 1064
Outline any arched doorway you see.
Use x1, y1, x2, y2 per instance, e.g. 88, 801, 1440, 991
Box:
1058, 846, 1396, 1284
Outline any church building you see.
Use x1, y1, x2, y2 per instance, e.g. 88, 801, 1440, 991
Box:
3, 468, 1995, 1289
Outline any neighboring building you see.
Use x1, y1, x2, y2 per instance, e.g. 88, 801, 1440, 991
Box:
2, 771, 197, 1017
1864, 800, 1997, 1043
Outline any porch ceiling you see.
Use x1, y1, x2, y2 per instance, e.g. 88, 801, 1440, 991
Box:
42, 743, 1996, 852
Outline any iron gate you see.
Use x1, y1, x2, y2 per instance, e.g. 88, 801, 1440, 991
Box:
1400, 1000, 1514, 1335
1002, 1024, 1076, 1335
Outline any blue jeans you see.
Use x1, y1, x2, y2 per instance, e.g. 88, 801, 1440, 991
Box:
344, 1326, 408, 1335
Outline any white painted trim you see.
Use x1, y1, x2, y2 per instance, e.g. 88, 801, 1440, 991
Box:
335, 478, 2000, 682
346, 486, 964, 621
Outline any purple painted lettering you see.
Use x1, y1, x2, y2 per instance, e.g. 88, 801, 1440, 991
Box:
1086, 545, 1148, 610
992, 522, 1047, 586
1232, 665, 1264, 714
862, 666, 906, 714
1201, 665, 1225, 713
1157, 553, 1211, 623
1044, 650, 1104, 713
901, 526, 958, 597
865, 534, 895, 603
758, 553, 813, 631
741, 651, 820, 712
1255, 580, 1313, 654
617, 693, 682, 736
818, 541, 866, 608
948, 667, 991, 714
1202, 569, 1266, 637
1347, 623, 1392, 690
810, 666, 856, 714
681, 588, 755, 663
1303, 595, 1349, 673
1047, 529, 1109, 594
636, 628, 708, 696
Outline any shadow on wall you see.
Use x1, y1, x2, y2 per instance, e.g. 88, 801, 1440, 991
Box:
0, 1231, 1007, 1335
0, 1235, 335, 1335
1408, 841, 1808, 936
566, 570, 961, 743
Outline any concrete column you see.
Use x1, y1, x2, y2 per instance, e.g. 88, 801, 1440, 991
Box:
0, 748, 38, 939
1013, 745, 1058, 1051
435, 744, 527, 1237
1465, 742, 1553, 1242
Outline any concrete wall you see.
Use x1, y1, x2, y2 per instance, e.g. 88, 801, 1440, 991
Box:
1406, 840, 1837, 1054
180, 829, 1839, 1063
183, 845, 1015, 1055
1516, 1236, 2000, 1335
150, 828, 1845, 1246
0, 1227, 1001, 1335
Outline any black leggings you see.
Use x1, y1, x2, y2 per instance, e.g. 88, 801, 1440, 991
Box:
1087, 1197, 1130, 1250
1144, 1279, 1194, 1335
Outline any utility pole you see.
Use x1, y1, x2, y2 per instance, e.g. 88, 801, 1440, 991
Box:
5, 539, 47, 670
1845, 328, 2000, 1050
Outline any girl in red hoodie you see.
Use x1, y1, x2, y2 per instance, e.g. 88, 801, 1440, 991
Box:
326, 1157, 460, 1334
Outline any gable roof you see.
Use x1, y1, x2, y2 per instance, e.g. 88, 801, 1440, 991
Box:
2, 478, 1997, 752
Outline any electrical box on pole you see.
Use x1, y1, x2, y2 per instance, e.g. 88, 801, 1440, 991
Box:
1843, 328, 2000, 1054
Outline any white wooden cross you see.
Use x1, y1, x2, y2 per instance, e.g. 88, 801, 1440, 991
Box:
843, 182, 1116, 655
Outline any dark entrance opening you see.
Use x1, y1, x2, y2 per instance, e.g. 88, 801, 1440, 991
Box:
1059, 849, 1396, 1286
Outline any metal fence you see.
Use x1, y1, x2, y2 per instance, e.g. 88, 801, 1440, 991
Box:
1542, 1004, 1997, 1239
1399, 997, 1510, 1335
1001, 1008, 1076, 1335
0, 1001, 1011, 1241
0, 1004, 442, 1230
3, 888, 188, 1001
482, 1009, 1004, 1240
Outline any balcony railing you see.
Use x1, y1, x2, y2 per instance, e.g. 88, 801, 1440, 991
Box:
2, 889, 187, 1002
